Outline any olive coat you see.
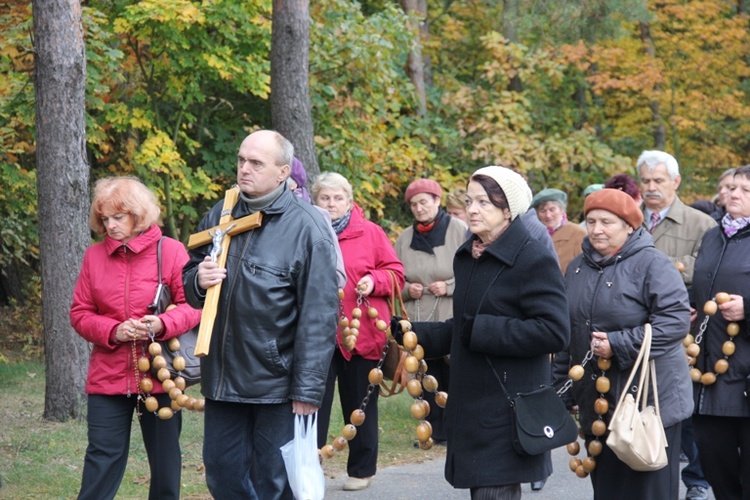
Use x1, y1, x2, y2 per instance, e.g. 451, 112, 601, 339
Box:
413, 217, 570, 489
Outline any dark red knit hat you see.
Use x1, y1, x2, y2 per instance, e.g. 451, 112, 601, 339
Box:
405, 179, 442, 203
584, 188, 644, 229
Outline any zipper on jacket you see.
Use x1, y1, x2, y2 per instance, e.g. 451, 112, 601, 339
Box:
587, 265, 627, 397
124, 246, 133, 397
216, 229, 256, 395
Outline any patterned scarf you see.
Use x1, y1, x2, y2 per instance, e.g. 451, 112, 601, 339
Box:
331, 210, 352, 235
721, 213, 750, 238
471, 223, 509, 259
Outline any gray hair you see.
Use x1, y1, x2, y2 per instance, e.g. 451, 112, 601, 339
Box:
636, 150, 680, 179
242, 130, 294, 167
272, 131, 294, 167
311, 172, 353, 203
718, 167, 736, 183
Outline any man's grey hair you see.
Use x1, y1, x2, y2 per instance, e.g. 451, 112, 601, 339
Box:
636, 150, 680, 180
273, 131, 295, 167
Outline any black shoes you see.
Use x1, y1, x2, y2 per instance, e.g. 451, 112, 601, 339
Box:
685, 486, 708, 500
530, 480, 546, 491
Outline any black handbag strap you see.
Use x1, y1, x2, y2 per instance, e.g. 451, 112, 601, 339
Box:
485, 356, 515, 406
476, 238, 537, 408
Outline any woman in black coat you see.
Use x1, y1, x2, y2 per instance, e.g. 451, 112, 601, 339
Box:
395, 166, 570, 499
691, 164, 750, 500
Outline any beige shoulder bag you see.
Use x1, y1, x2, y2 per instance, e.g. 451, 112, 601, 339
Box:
606, 323, 668, 471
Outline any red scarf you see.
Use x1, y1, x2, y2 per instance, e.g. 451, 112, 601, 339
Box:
416, 220, 436, 233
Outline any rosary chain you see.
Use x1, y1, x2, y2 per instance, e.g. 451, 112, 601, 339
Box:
557, 349, 594, 396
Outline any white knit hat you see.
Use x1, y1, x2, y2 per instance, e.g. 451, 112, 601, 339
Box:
471, 166, 532, 220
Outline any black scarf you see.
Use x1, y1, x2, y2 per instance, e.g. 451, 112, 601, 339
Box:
410, 209, 449, 255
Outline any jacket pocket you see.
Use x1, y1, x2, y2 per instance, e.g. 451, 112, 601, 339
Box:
241, 261, 295, 328
263, 339, 290, 377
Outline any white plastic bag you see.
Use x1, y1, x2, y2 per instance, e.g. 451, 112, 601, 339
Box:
280, 413, 325, 500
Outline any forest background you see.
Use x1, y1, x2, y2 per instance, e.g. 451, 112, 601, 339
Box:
0, 0, 748, 399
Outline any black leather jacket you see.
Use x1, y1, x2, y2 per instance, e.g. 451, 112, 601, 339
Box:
183, 187, 339, 406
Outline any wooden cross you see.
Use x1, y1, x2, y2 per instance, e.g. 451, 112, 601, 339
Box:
187, 186, 262, 356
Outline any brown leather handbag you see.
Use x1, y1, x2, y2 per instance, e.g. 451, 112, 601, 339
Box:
378, 270, 409, 397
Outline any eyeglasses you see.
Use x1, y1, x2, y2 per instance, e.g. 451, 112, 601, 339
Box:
237, 156, 268, 171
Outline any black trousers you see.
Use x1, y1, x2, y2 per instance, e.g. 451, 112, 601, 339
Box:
587, 422, 682, 500
317, 349, 379, 478
78, 393, 182, 500
693, 414, 750, 500
423, 356, 450, 441
470, 484, 521, 500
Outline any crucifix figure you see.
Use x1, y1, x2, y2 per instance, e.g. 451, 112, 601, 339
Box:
208, 223, 236, 262
187, 186, 261, 356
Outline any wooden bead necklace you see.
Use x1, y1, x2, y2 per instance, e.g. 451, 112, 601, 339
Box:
395, 320, 448, 450
560, 349, 610, 478
684, 292, 739, 385
131, 320, 205, 419
337, 288, 390, 352
318, 318, 448, 460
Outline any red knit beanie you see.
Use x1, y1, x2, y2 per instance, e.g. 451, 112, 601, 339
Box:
584, 188, 644, 229
405, 179, 442, 203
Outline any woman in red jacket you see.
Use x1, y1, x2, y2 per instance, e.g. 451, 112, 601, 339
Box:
312, 172, 405, 492
70, 176, 200, 500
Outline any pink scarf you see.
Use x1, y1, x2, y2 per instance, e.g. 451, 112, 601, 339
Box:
721, 213, 750, 238
547, 213, 568, 236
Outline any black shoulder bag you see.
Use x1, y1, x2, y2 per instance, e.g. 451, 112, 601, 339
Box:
149, 237, 201, 386
486, 357, 578, 456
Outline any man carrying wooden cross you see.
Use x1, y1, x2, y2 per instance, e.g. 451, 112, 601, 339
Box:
182, 130, 339, 500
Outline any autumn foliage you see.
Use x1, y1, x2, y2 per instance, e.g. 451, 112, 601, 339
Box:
1, 0, 748, 304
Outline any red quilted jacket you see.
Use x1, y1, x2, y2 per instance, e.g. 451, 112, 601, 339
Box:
337, 204, 404, 361
70, 225, 201, 396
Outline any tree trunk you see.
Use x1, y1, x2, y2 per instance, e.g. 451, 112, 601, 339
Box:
502, 0, 523, 92
270, 0, 319, 182
400, 0, 428, 116
502, 0, 518, 42
33, 0, 90, 421
639, 22, 666, 150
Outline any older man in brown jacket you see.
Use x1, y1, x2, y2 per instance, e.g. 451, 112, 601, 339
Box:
637, 149, 716, 500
